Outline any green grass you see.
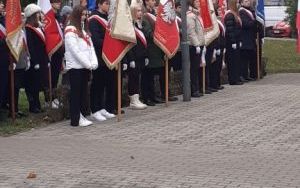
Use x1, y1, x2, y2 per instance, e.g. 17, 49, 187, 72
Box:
264, 39, 300, 73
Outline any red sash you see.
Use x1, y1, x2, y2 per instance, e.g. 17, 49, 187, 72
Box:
64, 27, 91, 46
239, 7, 255, 21
134, 26, 147, 48
88, 15, 108, 29
25, 24, 46, 43
217, 19, 225, 36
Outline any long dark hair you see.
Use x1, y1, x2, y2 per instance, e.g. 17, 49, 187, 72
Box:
69, 5, 87, 37
25, 12, 40, 28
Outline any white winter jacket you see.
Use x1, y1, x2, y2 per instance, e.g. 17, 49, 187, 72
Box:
64, 25, 98, 70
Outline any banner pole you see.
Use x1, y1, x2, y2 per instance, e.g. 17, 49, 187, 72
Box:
117, 63, 121, 122
202, 65, 206, 94
256, 33, 260, 80
165, 57, 169, 107
9, 55, 16, 121
48, 64, 52, 108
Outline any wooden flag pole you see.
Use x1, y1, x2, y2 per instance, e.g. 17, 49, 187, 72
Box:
256, 33, 260, 80
48, 64, 53, 108
9, 55, 16, 121
202, 65, 206, 94
165, 57, 169, 107
117, 63, 121, 122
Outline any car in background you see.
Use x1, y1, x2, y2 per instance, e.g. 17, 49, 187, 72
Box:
271, 21, 292, 38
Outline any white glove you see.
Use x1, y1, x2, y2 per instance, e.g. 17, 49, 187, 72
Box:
239, 42, 242, 48
201, 46, 206, 65
222, 61, 226, 69
12, 63, 16, 70
25, 57, 30, 71
123, 64, 128, 71
200, 61, 206, 67
232, 43, 237, 49
129, 61, 136, 68
202, 46, 207, 55
216, 49, 221, 56
196, 46, 201, 54
34, 64, 40, 70
262, 38, 265, 45
145, 58, 149, 66
48, 63, 51, 68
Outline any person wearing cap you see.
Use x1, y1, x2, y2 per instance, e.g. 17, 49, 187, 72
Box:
24, 3, 49, 113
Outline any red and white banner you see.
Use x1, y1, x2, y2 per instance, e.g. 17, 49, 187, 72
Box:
218, 0, 227, 19
38, 0, 63, 58
200, 0, 220, 46
297, 0, 300, 53
5, 0, 23, 61
102, 0, 135, 69
154, 0, 180, 59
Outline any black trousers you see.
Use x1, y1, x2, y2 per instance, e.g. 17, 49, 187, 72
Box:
51, 51, 63, 90
170, 51, 182, 71
128, 67, 140, 96
189, 46, 201, 94
141, 67, 154, 101
25, 67, 42, 111
225, 47, 241, 84
8, 69, 29, 113
90, 66, 117, 114
69, 69, 89, 126
209, 50, 224, 89
241, 49, 256, 79
0, 66, 8, 107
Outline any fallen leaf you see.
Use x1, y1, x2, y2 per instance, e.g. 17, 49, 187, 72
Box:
27, 172, 37, 179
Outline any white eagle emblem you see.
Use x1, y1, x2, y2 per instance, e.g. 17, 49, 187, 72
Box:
161, 2, 176, 24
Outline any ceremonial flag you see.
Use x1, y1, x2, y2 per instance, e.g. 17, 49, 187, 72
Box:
255, 0, 265, 25
5, 0, 23, 61
102, 0, 136, 69
200, 0, 220, 46
38, 0, 63, 58
297, 0, 300, 53
88, 0, 96, 11
218, 0, 227, 19
154, 0, 180, 59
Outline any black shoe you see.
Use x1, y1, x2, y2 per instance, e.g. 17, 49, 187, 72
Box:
145, 99, 155, 106
208, 87, 218, 92
152, 98, 164, 104
204, 90, 212, 94
29, 108, 41, 114
217, 86, 224, 90
245, 77, 255, 81
240, 77, 248, 83
230, 82, 244, 85
191, 92, 201, 98
162, 96, 178, 101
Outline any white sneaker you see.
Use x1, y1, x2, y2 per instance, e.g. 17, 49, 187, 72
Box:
100, 109, 115, 119
51, 101, 59, 109
91, 111, 107, 122
79, 113, 93, 127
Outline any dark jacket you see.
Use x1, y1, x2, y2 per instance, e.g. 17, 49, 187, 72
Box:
224, 12, 242, 48
0, 16, 9, 69
143, 13, 164, 68
216, 20, 226, 50
126, 21, 148, 70
25, 26, 49, 68
88, 10, 107, 67
239, 7, 257, 50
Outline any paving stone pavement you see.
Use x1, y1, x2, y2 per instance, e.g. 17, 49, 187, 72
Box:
1, 73, 300, 188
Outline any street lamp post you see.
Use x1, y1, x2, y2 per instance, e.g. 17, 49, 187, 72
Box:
180, 0, 191, 101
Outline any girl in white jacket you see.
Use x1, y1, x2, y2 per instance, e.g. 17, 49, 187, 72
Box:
64, 5, 98, 127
